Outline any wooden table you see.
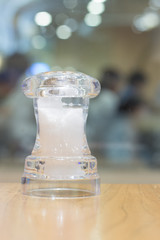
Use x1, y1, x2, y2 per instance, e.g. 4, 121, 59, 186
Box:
1, 183, 160, 240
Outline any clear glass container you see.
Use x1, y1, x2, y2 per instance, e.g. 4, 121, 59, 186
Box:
21, 71, 101, 198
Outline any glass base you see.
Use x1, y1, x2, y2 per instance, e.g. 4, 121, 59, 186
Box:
21, 177, 100, 198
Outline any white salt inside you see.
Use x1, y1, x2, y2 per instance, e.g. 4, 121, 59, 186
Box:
38, 97, 85, 177
38, 97, 84, 156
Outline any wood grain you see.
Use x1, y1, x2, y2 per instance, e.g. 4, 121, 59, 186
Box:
0, 184, 160, 240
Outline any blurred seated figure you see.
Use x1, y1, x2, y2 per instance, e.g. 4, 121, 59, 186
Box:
87, 69, 121, 155
105, 70, 147, 164
121, 71, 146, 101
105, 96, 144, 163
0, 53, 35, 159
0, 72, 13, 157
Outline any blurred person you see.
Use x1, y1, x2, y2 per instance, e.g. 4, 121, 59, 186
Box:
114, 70, 153, 164
0, 72, 13, 156
105, 96, 144, 163
0, 72, 13, 98
86, 69, 121, 155
121, 71, 147, 102
0, 53, 35, 159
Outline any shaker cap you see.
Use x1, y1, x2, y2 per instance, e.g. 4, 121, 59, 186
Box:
22, 71, 100, 98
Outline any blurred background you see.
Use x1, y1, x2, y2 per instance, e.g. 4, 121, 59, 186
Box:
1, 0, 160, 183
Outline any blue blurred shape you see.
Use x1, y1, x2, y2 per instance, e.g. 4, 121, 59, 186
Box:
26, 62, 50, 76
